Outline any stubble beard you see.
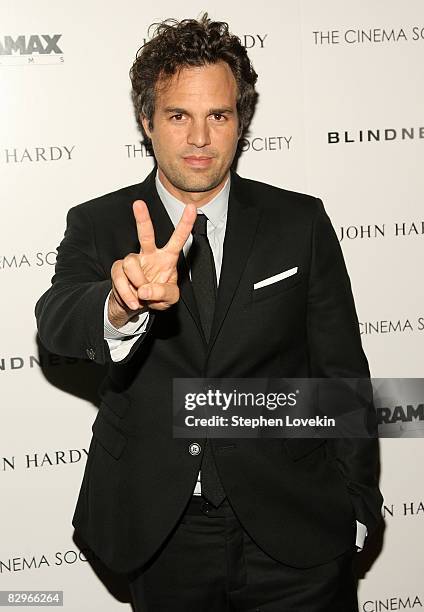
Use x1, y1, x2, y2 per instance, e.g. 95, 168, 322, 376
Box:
163, 162, 229, 194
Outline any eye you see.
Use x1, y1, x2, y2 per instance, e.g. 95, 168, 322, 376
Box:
171, 114, 184, 121
211, 113, 225, 121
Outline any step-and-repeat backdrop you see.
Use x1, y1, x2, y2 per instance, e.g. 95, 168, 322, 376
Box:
1, 1, 422, 609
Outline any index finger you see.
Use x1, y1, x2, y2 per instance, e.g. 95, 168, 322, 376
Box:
165, 203, 197, 255
133, 200, 156, 254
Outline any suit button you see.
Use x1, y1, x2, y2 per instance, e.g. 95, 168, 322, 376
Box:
189, 442, 201, 456
86, 348, 96, 360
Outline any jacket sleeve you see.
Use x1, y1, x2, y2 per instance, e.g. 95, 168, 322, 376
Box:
307, 197, 383, 536
35, 204, 153, 365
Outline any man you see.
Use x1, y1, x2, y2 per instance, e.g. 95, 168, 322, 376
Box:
35, 14, 383, 612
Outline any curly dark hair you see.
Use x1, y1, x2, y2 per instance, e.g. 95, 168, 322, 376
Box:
130, 13, 258, 140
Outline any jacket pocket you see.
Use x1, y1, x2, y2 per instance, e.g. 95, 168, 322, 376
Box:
283, 437, 326, 461
92, 413, 127, 460
251, 272, 304, 303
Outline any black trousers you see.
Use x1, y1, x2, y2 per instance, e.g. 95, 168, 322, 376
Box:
128, 496, 358, 612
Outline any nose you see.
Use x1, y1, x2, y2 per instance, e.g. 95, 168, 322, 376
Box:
187, 119, 211, 148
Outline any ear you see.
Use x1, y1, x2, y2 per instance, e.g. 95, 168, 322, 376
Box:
141, 115, 152, 138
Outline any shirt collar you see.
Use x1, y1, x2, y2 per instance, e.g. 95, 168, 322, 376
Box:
155, 170, 230, 229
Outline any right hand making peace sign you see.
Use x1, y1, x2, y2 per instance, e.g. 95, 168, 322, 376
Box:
108, 199, 197, 328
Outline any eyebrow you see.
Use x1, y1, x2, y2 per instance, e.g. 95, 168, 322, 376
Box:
163, 106, 235, 115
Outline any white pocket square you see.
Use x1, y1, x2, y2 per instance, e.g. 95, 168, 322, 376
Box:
253, 267, 298, 290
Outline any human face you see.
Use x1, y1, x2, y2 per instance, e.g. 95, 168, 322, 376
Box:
142, 61, 240, 206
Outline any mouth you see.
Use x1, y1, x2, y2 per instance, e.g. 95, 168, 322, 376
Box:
183, 156, 214, 168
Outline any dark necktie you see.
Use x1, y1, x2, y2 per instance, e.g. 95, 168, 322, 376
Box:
189, 212, 226, 507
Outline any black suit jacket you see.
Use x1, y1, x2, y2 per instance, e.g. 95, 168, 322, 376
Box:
35, 169, 383, 574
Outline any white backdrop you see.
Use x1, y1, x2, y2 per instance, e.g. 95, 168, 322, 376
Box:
1, 1, 423, 610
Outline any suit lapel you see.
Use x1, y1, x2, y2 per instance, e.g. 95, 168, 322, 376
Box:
207, 172, 261, 353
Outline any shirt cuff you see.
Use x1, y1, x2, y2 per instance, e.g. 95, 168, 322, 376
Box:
355, 520, 368, 552
104, 290, 149, 339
